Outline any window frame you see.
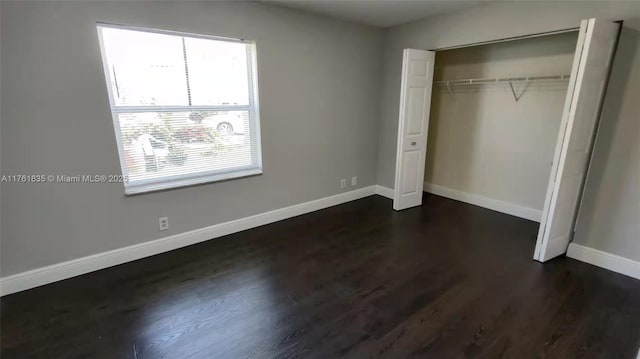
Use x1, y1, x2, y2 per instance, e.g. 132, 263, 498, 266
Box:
96, 23, 262, 195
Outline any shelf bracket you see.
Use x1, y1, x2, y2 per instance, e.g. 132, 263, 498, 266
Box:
508, 80, 529, 102
446, 81, 455, 98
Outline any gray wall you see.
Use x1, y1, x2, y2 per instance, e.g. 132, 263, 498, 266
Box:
376, 1, 640, 262
0, 1, 383, 276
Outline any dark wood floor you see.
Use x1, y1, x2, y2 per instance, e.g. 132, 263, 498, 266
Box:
2, 194, 640, 358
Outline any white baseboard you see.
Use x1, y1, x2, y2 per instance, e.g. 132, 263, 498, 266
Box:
423, 182, 542, 222
0, 186, 377, 296
375, 185, 394, 199
567, 243, 640, 280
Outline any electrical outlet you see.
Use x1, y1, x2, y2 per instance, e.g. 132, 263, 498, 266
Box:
159, 217, 169, 231
340, 179, 347, 189
351, 176, 357, 186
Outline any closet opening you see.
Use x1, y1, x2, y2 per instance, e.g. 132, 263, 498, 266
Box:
392, 19, 620, 263
426, 31, 579, 223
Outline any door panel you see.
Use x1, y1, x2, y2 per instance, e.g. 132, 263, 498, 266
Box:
407, 87, 427, 135
393, 49, 435, 211
534, 19, 620, 262
548, 176, 583, 239
400, 150, 421, 195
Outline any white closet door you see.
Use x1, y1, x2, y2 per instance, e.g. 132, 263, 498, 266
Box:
534, 19, 620, 262
393, 49, 435, 211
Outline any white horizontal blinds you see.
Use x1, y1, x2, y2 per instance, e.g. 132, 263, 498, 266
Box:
117, 110, 255, 183
98, 25, 260, 193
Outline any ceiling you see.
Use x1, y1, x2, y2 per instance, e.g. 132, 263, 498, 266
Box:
262, 0, 485, 28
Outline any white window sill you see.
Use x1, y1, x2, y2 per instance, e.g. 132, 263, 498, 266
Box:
124, 167, 263, 195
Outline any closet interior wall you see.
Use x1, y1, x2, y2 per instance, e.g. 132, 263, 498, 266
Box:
425, 32, 579, 220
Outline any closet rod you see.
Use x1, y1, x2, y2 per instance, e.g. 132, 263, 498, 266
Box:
434, 74, 570, 86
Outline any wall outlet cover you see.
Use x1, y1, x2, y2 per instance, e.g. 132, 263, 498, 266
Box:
159, 217, 169, 231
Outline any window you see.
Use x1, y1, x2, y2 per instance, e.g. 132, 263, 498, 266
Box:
97, 24, 261, 194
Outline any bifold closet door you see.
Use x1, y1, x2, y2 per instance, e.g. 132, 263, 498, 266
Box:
393, 49, 435, 211
534, 19, 620, 262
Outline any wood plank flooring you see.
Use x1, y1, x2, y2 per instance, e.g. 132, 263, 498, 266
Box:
2, 194, 639, 358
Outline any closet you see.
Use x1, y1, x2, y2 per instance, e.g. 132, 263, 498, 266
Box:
392, 18, 620, 263
426, 32, 579, 222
